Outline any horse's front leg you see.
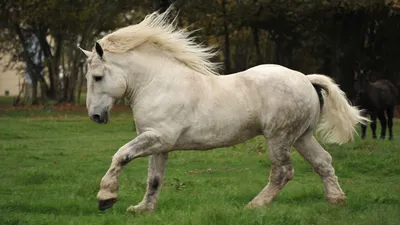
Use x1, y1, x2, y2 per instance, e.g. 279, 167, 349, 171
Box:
360, 111, 368, 139
387, 106, 394, 140
377, 111, 387, 140
126, 153, 168, 213
97, 131, 169, 211
361, 123, 367, 139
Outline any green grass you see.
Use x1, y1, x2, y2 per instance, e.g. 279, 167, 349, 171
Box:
0, 109, 399, 225
0, 96, 15, 106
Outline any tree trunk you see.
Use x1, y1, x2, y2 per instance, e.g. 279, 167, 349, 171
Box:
252, 27, 262, 64
36, 26, 55, 98
36, 26, 63, 100
252, 0, 263, 65
31, 80, 39, 105
68, 49, 80, 103
222, 0, 231, 74
283, 43, 293, 68
13, 81, 25, 106
53, 34, 63, 100
61, 51, 68, 103
13, 23, 46, 104
77, 63, 86, 105
39, 77, 48, 103
62, 75, 69, 103
274, 36, 283, 65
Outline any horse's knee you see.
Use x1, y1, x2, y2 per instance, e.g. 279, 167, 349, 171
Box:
312, 152, 334, 177
270, 164, 294, 186
315, 154, 332, 166
285, 166, 295, 181
112, 151, 132, 166
315, 150, 332, 164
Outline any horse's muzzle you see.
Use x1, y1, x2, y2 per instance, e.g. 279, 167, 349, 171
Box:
90, 111, 109, 124
98, 198, 117, 211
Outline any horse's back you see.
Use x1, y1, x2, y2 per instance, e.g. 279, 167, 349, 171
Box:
240, 64, 321, 138
243, 64, 318, 102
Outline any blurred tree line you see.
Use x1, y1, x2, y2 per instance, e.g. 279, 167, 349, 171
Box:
1, 0, 399, 105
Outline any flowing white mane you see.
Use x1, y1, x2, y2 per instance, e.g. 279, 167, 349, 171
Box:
98, 8, 220, 76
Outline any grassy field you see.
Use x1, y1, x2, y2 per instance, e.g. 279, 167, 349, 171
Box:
0, 107, 399, 225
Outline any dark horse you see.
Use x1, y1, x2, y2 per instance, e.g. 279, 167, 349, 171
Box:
353, 63, 398, 140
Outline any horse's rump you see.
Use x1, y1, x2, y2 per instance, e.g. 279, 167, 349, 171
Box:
372, 80, 398, 105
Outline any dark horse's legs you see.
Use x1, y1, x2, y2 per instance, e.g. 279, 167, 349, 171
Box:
361, 111, 369, 140
370, 112, 378, 139
377, 110, 387, 140
361, 122, 367, 140
387, 106, 394, 140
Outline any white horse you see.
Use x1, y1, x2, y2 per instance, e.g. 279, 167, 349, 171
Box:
78, 8, 368, 213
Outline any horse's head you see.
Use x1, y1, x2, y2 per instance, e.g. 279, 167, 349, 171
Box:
353, 62, 371, 105
79, 42, 127, 124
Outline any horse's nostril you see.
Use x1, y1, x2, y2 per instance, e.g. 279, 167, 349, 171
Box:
90, 111, 108, 124
91, 114, 101, 122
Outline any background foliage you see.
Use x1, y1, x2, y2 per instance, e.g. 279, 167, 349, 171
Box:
1, 0, 400, 105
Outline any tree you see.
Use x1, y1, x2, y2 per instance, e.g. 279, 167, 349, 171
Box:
0, 0, 149, 104
1, 0, 400, 105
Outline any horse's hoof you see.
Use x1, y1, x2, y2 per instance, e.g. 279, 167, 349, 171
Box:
380, 136, 385, 140
98, 198, 117, 211
126, 204, 154, 213
245, 203, 260, 209
326, 195, 347, 205
245, 199, 271, 209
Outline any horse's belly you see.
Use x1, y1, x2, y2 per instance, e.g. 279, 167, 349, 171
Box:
173, 122, 261, 150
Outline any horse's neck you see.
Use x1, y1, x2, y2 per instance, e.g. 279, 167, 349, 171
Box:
125, 46, 210, 107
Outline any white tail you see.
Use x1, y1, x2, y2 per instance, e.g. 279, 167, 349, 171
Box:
307, 74, 369, 144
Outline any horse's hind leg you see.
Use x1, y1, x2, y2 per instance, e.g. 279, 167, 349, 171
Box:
377, 110, 387, 140
361, 123, 367, 140
293, 131, 346, 204
387, 106, 394, 140
247, 139, 294, 207
370, 112, 378, 139
360, 112, 368, 139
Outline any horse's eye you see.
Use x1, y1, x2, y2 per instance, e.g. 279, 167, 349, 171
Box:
93, 76, 103, 82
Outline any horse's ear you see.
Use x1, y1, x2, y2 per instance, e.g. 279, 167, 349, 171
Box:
95, 42, 104, 58
78, 46, 92, 58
